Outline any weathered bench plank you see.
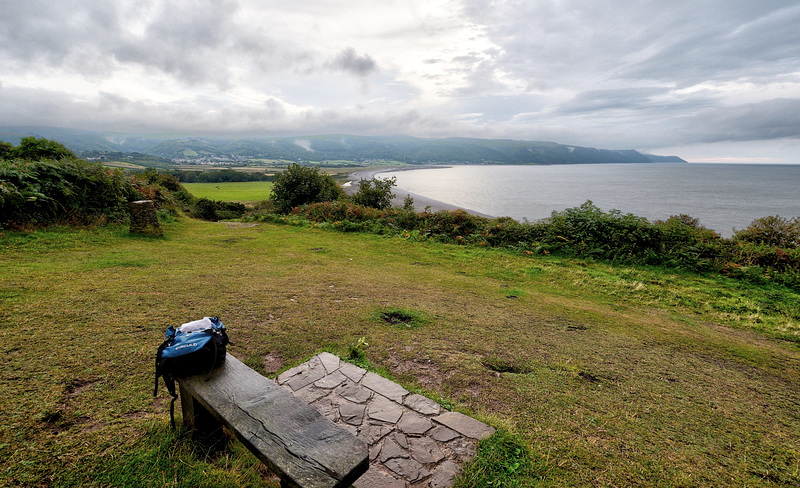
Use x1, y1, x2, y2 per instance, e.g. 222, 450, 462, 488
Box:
177, 354, 368, 488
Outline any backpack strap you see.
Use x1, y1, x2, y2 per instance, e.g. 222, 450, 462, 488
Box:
153, 338, 170, 397
154, 328, 180, 429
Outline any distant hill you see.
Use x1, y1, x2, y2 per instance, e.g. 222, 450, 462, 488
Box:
0, 127, 685, 165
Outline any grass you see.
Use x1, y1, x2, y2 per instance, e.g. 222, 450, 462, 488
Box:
1, 218, 799, 486
182, 181, 273, 203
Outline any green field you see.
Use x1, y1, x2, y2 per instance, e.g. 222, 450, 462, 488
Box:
182, 181, 273, 202
1, 218, 799, 486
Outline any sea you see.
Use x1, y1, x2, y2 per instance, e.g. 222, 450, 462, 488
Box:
381, 163, 800, 237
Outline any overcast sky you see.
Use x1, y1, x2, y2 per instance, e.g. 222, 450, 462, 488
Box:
2, 0, 800, 162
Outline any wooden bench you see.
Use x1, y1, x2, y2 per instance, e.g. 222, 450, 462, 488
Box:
176, 354, 369, 488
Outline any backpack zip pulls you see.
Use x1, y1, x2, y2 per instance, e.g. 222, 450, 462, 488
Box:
154, 317, 230, 428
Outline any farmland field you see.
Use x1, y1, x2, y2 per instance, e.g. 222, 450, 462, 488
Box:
182, 181, 273, 202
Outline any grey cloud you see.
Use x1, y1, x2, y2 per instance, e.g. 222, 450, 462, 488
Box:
619, 4, 800, 85
329, 48, 377, 77
0, 0, 314, 89
0, 83, 451, 137
681, 98, 800, 144
554, 87, 670, 115
461, 1, 800, 87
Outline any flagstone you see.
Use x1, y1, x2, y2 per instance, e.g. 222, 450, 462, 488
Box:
433, 411, 496, 440
362, 371, 409, 403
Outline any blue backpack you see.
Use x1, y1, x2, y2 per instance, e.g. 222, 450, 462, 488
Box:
154, 317, 229, 427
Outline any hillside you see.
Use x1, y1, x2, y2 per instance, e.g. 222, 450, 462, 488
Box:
1, 219, 797, 486
0, 126, 685, 165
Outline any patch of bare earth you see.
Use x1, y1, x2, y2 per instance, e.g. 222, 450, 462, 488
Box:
263, 352, 285, 374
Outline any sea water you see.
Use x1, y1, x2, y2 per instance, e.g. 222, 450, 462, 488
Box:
381, 163, 800, 237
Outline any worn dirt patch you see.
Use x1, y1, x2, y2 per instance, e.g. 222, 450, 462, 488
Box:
391, 359, 448, 390
65, 378, 100, 399
263, 352, 285, 374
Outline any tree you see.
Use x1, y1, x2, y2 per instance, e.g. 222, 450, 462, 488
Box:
269, 163, 344, 213
351, 176, 397, 210
11, 137, 77, 161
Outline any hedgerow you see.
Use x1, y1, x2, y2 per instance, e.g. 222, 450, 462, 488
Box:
0, 158, 138, 228
263, 199, 799, 290
0, 157, 248, 229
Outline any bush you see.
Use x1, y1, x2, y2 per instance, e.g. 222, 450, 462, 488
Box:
269, 163, 344, 214
0, 158, 137, 228
190, 198, 246, 221
733, 215, 800, 249
539, 201, 662, 262
655, 215, 722, 272
268, 198, 800, 290
351, 176, 396, 210
8, 137, 78, 161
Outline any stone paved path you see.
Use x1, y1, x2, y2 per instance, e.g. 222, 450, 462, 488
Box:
276, 352, 495, 488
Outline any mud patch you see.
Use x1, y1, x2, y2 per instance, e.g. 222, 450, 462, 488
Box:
65, 378, 100, 399
263, 352, 285, 374
392, 359, 447, 390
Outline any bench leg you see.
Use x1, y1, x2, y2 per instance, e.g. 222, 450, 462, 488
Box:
179, 384, 226, 447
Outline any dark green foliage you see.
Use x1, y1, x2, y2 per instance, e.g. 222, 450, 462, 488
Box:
190, 198, 246, 222
9, 136, 78, 161
274, 199, 800, 290
0, 141, 13, 160
402, 194, 415, 211
733, 215, 800, 249
269, 163, 344, 214
0, 158, 137, 228
170, 168, 274, 183
540, 201, 662, 261
351, 176, 397, 209
654, 215, 722, 272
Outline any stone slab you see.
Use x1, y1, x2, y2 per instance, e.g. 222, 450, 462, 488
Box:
368, 395, 404, 423
433, 411, 496, 440
361, 371, 409, 403
314, 370, 347, 389
317, 352, 341, 374
339, 402, 366, 426
397, 411, 432, 435
336, 382, 373, 404
340, 362, 367, 382
404, 393, 441, 415
409, 436, 445, 464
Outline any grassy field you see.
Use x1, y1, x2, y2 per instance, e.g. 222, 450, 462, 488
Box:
1, 218, 799, 486
182, 181, 273, 203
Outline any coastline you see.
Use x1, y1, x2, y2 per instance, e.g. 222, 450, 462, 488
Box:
343, 166, 494, 218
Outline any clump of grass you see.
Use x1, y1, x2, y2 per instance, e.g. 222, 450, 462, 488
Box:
454, 429, 540, 488
346, 337, 370, 368
373, 307, 428, 328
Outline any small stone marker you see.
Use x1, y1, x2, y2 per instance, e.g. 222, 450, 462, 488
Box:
129, 200, 163, 237
276, 352, 496, 487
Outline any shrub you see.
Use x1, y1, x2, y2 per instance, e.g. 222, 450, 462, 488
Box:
8, 137, 78, 161
0, 158, 137, 228
351, 176, 397, 210
269, 163, 344, 214
0, 141, 13, 160
540, 201, 662, 262
655, 215, 722, 272
402, 194, 415, 211
733, 215, 800, 249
